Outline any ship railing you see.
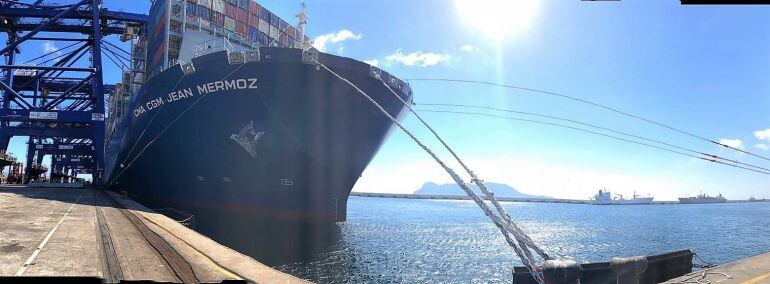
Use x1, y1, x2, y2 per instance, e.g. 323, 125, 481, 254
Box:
193, 38, 234, 58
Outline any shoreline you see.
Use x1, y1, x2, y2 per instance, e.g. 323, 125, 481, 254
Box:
350, 192, 769, 205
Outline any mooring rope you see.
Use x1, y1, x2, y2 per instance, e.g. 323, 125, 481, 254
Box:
378, 79, 552, 262
316, 60, 545, 284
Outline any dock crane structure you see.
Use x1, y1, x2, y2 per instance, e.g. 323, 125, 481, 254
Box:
0, 0, 147, 185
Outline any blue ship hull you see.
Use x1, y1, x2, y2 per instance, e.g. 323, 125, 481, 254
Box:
105, 47, 412, 264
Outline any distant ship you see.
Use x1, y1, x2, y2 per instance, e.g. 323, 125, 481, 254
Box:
678, 193, 727, 204
591, 189, 654, 205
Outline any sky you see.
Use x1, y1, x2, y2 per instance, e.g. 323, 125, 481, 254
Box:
5, 0, 770, 200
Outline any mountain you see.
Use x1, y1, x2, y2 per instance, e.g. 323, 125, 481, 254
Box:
413, 182, 552, 199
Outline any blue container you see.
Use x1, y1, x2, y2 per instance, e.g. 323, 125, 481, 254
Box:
238, 0, 248, 9
197, 4, 210, 20
249, 26, 258, 40
259, 8, 270, 21
287, 37, 294, 48
258, 31, 268, 45
186, 2, 196, 16
279, 19, 288, 31
270, 13, 279, 26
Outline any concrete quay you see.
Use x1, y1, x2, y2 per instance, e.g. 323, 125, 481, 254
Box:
0, 186, 307, 283
665, 252, 770, 284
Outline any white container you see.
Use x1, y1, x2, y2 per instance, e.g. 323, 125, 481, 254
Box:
212, 0, 225, 13
269, 25, 278, 39
258, 18, 269, 34
225, 16, 236, 31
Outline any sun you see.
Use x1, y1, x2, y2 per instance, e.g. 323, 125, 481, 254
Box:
454, 0, 541, 41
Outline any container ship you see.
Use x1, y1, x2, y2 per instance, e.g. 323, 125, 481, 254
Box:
105, 0, 412, 264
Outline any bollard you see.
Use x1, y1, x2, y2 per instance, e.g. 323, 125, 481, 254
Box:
610, 256, 648, 284
542, 259, 582, 284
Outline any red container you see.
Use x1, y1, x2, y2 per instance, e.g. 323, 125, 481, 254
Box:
224, 3, 237, 17
237, 8, 248, 22
211, 11, 224, 27
249, 14, 258, 27
249, 1, 260, 15
236, 21, 248, 36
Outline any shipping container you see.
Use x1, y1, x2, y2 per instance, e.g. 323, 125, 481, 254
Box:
288, 37, 295, 48
225, 0, 236, 5
248, 26, 258, 40
198, 0, 211, 8
186, 1, 197, 17
237, 0, 248, 9
269, 25, 278, 39
248, 14, 258, 27
249, 1, 260, 15
259, 8, 270, 21
279, 19, 288, 32
212, 0, 224, 13
211, 11, 224, 26
258, 31, 268, 45
236, 21, 247, 36
279, 33, 287, 46
197, 4, 210, 20
270, 13, 279, 26
224, 3, 237, 17
237, 8, 248, 22
258, 18, 269, 34
224, 16, 236, 31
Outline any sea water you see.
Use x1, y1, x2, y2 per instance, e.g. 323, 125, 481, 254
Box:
277, 196, 770, 283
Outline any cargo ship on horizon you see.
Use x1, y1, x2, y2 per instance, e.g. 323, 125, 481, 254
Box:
591, 188, 654, 205
104, 0, 412, 264
678, 192, 727, 204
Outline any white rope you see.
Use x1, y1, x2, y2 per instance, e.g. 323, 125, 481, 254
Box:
378, 79, 551, 262
316, 60, 544, 284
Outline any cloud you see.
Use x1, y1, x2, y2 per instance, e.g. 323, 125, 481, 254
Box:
754, 129, 770, 141
363, 59, 379, 67
756, 144, 769, 151
312, 29, 362, 53
719, 138, 744, 150
460, 44, 478, 52
385, 49, 451, 67
41, 41, 61, 57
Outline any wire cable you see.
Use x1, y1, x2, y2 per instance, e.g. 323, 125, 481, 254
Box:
419, 103, 770, 173
405, 78, 770, 162
417, 109, 770, 175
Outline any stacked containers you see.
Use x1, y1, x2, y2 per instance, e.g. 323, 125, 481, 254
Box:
179, 0, 306, 48
248, 1, 260, 41
269, 12, 279, 43
237, 0, 248, 9
224, 16, 236, 32
224, 2, 237, 32
212, 0, 224, 13
211, 11, 224, 26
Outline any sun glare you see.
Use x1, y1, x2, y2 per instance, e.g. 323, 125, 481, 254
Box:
455, 0, 540, 41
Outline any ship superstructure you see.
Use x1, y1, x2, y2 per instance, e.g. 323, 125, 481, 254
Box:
678, 193, 727, 204
591, 189, 654, 205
